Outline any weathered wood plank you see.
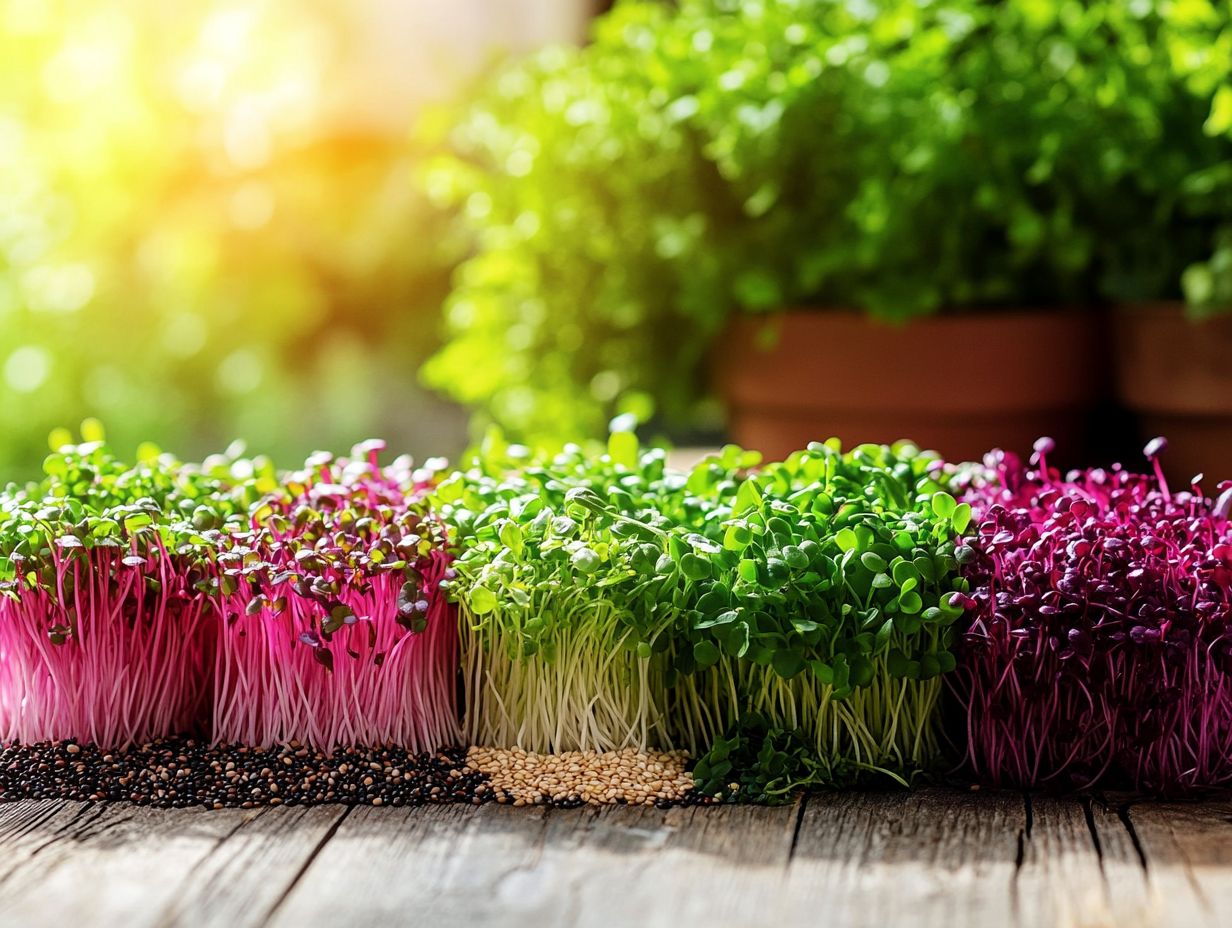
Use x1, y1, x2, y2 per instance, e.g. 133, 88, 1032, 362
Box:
268, 800, 801, 928
781, 788, 1024, 928
0, 801, 349, 928
0, 793, 1220, 928
0, 799, 78, 885
1080, 798, 1158, 928
1019, 795, 1153, 928
0, 803, 251, 923
1121, 798, 1232, 928
557, 801, 799, 927
156, 804, 349, 928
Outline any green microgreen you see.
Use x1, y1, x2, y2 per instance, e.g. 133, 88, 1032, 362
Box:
432, 428, 752, 753
437, 430, 972, 791
0, 423, 270, 597
614, 440, 972, 791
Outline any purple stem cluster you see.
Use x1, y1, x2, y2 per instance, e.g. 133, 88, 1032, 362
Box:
1, 443, 459, 754
0, 541, 212, 747
213, 552, 457, 752
955, 440, 1232, 793
210, 446, 460, 754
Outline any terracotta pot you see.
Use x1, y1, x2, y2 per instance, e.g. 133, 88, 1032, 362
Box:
1113, 303, 1232, 483
713, 308, 1104, 465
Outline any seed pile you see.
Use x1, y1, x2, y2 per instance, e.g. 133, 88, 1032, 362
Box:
466, 746, 702, 807
0, 739, 489, 809
0, 740, 706, 810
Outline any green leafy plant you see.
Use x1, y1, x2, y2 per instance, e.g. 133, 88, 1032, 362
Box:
1148, 3, 1232, 315
437, 430, 971, 791
1007, 0, 1232, 315
425, 0, 1228, 444
431, 428, 744, 752
686, 442, 971, 785
591, 439, 973, 790
690, 716, 832, 803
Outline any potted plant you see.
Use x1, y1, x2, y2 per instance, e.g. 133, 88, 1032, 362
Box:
423, 0, 1128, 462
1095, 4, 1232, 483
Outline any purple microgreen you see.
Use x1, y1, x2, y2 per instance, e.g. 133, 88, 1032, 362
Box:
955, 438, 1232, 793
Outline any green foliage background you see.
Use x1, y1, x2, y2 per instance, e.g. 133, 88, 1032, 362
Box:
0, 1, 467, 481
7, 0, 1232, 474
425, 0, 1232, 447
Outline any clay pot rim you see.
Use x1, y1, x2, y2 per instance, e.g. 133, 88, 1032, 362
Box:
726, 306, 1102, 340
764, 304, 1096, 314
715, 302, 1104, 414
1113, 301, 1232, 328
738, 305, 1098, 326
1112, 301, 1186, 311
1112, 299, 1232, 416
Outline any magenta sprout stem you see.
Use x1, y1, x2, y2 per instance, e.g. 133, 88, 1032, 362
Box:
0, 548, 212, 748
212, 549, 459, 753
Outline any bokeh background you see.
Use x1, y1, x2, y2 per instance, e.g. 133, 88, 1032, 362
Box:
5, 0, 1232, 483
0, 0, 597, 479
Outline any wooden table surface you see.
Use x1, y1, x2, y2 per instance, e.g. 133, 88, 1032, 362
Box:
0, 790, 1229, 927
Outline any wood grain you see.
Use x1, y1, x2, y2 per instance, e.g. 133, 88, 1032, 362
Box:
0, 802, 254, 926
1018, 795, 1152, 928
156, 805, 349, 928
1119, 798, 1232, 928
0, 792, 1223, 928
0, 802, 345, 928
268, 800, 801, 928
782, 788, 1023, 928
